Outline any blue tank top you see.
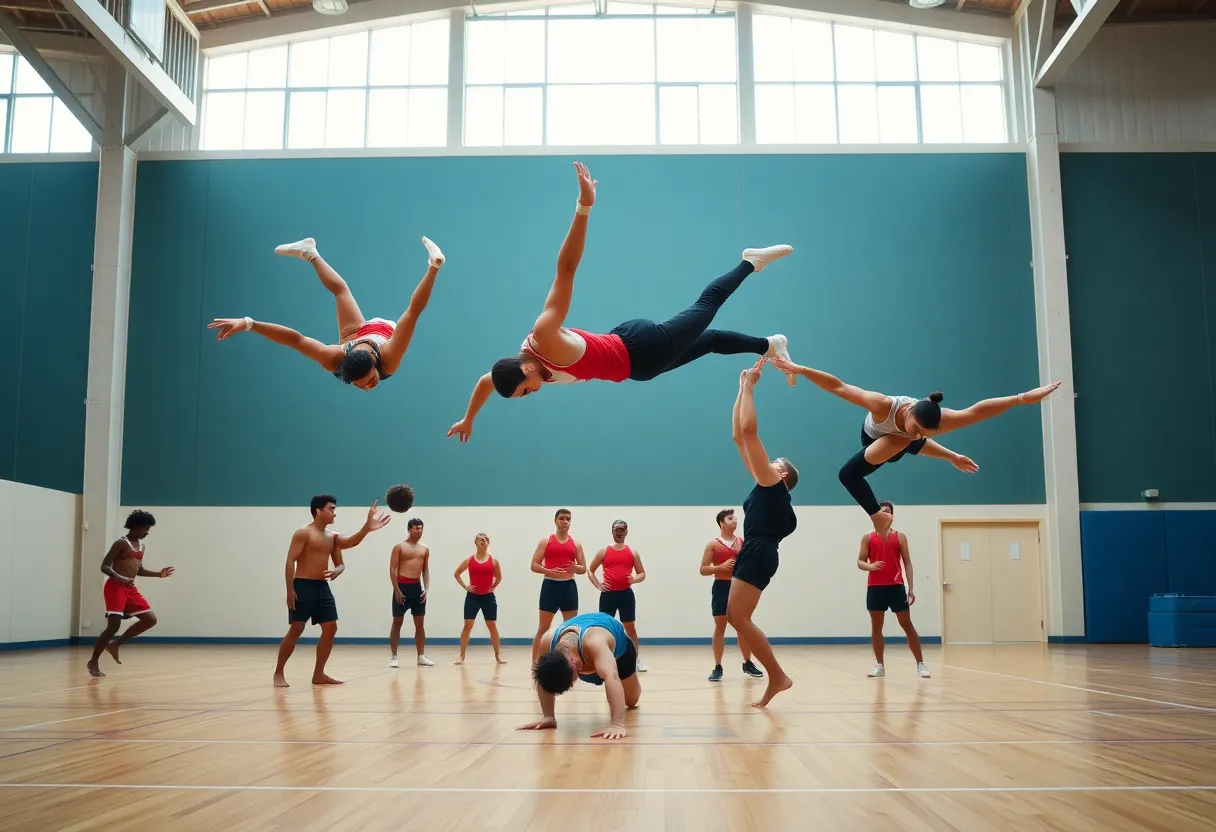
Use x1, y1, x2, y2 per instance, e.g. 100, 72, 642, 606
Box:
550, 612, 629, 684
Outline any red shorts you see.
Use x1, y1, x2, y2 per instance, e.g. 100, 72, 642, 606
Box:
103, 578, 151, 618
354, 319, 394, 340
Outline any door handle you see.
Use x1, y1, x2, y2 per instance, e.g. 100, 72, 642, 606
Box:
942, 581, 953, 588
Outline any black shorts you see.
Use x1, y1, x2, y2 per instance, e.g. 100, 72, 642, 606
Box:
463, 591, 498, 621
539, 578, 578, 613
599, 588, 637, 623
733, 540, 779, 591
711, 578, 731, 617
867, 584, 910, 613
392, 581, 426, 617
290, 578, 338, 625
582, 636, 639, 685
861, 425, 925, 463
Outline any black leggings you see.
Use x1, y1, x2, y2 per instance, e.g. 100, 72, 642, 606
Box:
839, 427, 926, 516
611, 261, 770, 382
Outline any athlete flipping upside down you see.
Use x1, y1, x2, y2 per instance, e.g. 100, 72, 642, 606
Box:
769, 356, 1060, 538
208, 235, 445, 391
447, 161, 797, 443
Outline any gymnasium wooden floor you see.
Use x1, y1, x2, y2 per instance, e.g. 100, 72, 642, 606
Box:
1, 644, 1214, 830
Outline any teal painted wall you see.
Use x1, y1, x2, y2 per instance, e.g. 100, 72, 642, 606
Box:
1061, 152, 1216, 503
0, 162, 97, 494
124, 154, 1042, 507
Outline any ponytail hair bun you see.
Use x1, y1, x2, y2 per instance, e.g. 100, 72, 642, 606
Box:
911, 393, 944, 430
929, 392, 943, 404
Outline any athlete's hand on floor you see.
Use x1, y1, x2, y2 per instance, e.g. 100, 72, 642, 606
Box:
517, 718, 557, 731
592, 723, 628, 740
447, 419, 473, 443
951, 454, 979, 474
574, 161, 597, 207
207, 318, 250, 340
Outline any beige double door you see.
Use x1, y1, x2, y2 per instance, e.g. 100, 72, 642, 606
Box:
940, 522, 1044, 644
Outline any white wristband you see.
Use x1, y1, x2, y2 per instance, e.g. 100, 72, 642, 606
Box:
243, 316, 254, 331
575, 201, 591, 216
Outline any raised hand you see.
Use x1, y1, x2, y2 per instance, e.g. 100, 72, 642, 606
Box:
366, 500, 391, 531
207, 317, 251, 341
574, 161, 597, 207
1020, 381, 1062, 405
740, 358, 764, 388
767, 355, 804, 377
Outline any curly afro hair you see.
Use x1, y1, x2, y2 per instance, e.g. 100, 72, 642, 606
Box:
386, 484, 415, 513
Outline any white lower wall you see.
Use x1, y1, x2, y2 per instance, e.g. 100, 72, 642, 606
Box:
0, 479, 81, 644
95, 503, 1050, 642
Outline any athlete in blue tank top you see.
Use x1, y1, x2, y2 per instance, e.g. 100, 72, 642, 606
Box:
519, 611, 641, 740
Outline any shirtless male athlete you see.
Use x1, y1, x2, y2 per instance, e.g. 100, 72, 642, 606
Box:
389, 517, 433, 668
447, 161, 796, 442
519, 612, 641, 741
273, 495, 390, 687
208, 236, 445, 391
86, 510, 174, 678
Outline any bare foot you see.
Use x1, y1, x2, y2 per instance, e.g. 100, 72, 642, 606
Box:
454, 655, 465, 666
87, 661, 105, 678
273, 673, 289, 688
750, 674, 793, 708
312, 674, 344, 685
495, 655, 507, 664
105, 643, 122, 664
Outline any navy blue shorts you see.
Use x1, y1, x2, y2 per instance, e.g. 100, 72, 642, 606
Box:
599, 588, 637, 623
733, 540, 779, 592
867, 584, 910, 613
711, 578, 731, 617
464, 591, 498, 621
539, 578, 578, 613
290, 578, 338, 625
392, 581, 426, 617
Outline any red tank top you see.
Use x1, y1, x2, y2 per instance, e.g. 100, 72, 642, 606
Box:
468, 554, 494, 594
601, 545, 635, 591
712, 536, 741, 567
522, 329, 631, 383
867, 531, 905, 586
543, 534, 577, 572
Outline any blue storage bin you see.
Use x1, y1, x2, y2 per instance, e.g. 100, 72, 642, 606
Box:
1149, 595, 1216, 614
1147, 595, 1216, 647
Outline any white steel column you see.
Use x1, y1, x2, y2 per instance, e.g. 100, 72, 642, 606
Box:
736, 3, 756, 147
1020, 9, 1084, 638
446, 7, 465, 149
78, 65, 138, 637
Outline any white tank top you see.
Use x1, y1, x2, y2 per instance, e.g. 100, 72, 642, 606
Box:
863, 395, 918, 440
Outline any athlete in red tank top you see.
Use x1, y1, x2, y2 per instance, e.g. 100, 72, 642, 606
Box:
530, 510, 587, 663
857, 501, 928, 680
699, 508, 761, 681
589, 520, 648, 672
454, 533, 506, 665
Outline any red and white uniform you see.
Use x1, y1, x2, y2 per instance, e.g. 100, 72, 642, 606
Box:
468, 555, 495, 595
522, 329, 631, 384
712, 536, 742, 568
601, 545, 636, 592
103, 537, 152, 618
543, 534, 578, 574
866, 531, 905, 587
349, 317, 395, 346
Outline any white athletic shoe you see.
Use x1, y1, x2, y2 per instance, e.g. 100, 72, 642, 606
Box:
742, 244, 793, 273
765, 334, 797, 386
389, 655, 399, 669
917, 662, 931, 678
275, 237, 318, 262
868, 663, 885, 678
421, 236, 444, 268
417, 655, 434, 667
636, 659, 648, 672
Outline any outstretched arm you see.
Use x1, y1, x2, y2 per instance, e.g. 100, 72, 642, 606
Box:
333, 502, 391, 551
768, 357, 891, 417
532, 162, 597, 343
448, 374, 495, 442
919, 439, 979, 473
938, 382, 1061, 434
208, 318, 344, 373
733, 361, 783, 487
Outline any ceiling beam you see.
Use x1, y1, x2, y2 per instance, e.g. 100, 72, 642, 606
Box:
1033, 0, 1057, 77
56, 0, 197, 125
0, 10, 104, 142
182, 0, 257, 12
0, 28, 104, 56
1035, 0, 1118, 88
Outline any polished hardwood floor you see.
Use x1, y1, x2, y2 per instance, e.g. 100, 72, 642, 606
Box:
1, 642, 1214, 830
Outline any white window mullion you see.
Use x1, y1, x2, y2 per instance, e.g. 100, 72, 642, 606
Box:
736, 3, 756, 147
447, 7, 466, 148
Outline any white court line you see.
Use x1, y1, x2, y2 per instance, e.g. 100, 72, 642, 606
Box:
1, 783, 1215, 795
924, 662, 1216, 714
0, 685, 100, 703
1, 708, 141, 732
1152, 676, 1216, 688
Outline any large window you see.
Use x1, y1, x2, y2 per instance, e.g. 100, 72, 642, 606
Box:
752, 15, 1007, 144
201, 18, 450, 151
464, 4, 738, 147
0, 51, 94, 154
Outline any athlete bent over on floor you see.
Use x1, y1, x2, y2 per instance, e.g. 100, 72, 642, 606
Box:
86, 510, 175, 678
209, 236, 445, 391
446, 161, 796, 442
519, 612, 641, 741
273, 496, 390, 687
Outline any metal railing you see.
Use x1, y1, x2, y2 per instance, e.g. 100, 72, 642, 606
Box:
93, 0, 200, 104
